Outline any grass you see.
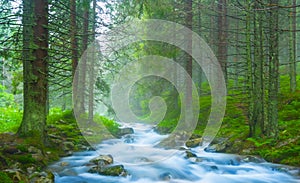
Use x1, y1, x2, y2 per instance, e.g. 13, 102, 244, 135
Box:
0, 107, 22, 133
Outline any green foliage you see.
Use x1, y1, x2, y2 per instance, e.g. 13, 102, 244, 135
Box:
198, 95, 211, 125
47, 108, 76, 124
47, 108, 120, 139
278, 89, 300, 121
11, 71, 23, 95
0, 84, 22, 133
0, 171, 13, 183
16, 154, 36, 164
0, 107, 22, 133
246, 137, 274, 147
279, 75, 300, 94
94, 114, 120, 136
47, 108, 64, 124
17, 144, 28, 152
155, 119, 178, 134
0, 84, 15, 107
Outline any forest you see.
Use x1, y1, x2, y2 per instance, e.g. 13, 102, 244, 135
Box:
0, 0, 299, 182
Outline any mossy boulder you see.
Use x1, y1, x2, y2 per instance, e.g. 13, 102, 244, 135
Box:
88, 165, 128, 177
185, 150, 197, 158
90, 154, 113, 166
115, 128, 134, 138
185, 138, 202, 148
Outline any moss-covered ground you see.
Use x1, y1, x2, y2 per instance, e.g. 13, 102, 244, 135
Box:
156, 76, 300, 167
0, 109, 120, 182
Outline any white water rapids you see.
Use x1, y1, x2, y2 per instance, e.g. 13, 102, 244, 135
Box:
49, 123, 300, 183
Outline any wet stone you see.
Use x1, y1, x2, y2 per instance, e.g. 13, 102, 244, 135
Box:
88, 165, 128, 177
185, 150, 197, 158
185, 138, 202, 148
116, 127, 134, 137
90, 154, 113, 165
159, 172, 172, 181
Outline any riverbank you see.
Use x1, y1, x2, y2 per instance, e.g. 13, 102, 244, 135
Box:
155, 91, 300, 167
0, 110, 135, 182
0, 111, 88, 182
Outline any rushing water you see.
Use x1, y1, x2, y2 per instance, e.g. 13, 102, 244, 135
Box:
49, 123, 300, 183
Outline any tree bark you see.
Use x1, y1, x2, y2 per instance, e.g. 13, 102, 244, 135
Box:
185, 0, 193, 108
251, 1, 264, 137
217, 0, 228, 83
70, 0, 78, 79
78, 1, 90, 114
267, 0, 279, 138
88, 0, 96, 123
289, 0, 297, 92
245, 3, 254, 136
18, 0, 49, 144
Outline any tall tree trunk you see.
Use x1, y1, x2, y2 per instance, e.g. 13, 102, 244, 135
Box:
258, 5, 266, 135
185, 0, 193, 108
245, 3, 254, 137
18, 0, 49, 144
70, 0, 78, 78
250, 1, 264, 137
70, 0, 80, 114
267, 0, 279, 138
88, 0, 96, 123
289, 0, 297, 92
78, 1, 90, 114
234, 7, 239, 87
217, 0, 228, 83
196, 0, 203, 96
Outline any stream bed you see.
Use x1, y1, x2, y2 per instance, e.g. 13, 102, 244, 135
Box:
49, 123, 300, 183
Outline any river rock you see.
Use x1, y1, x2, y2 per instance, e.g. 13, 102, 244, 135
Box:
82, 129, 94, 136
30, 171, 55, 183
210, 165, 219, 171
77, 144, 90, 151
3, 146, 20, 154
62, 142, 75, 151
90, 154, 113, 165
116, 128, 134, 137
65, 151, 73, 156
11, 162, 22, 169
60, 162, 69, 167
27, 146, 44, 161
47, 165, 64, 173
123, 135, 135, 143
242, 155, 265, 163
204, 138, 229, 152
59, 169, 78, 176
4, 169, 27, 182
185, 150, 197, 158
185, 150, 202, 162
89, 165, 128, 177
28, 146, 41, 154
274, 165, 300, 176
27, 166, 36, 174
32, 152, 44, 162
205, 143, 226, 152
185, 138, 202, 148
159, 172, 172, 181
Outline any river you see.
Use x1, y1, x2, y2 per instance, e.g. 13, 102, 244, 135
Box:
49, 123, 300, 183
